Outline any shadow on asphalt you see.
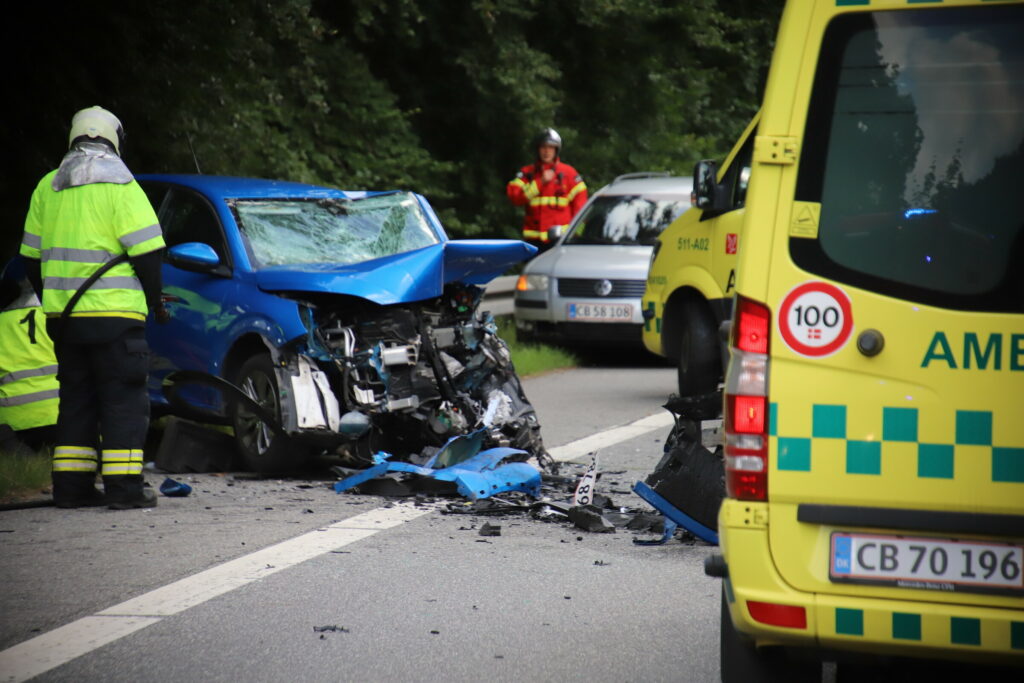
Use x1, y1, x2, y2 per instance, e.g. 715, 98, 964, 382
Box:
570, 347, 671, 369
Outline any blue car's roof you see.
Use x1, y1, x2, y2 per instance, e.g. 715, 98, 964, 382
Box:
136, 173, 389, 201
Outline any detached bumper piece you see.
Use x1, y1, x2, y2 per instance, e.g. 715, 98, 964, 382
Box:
333, 429, 541, 501
633, 392, 725, 544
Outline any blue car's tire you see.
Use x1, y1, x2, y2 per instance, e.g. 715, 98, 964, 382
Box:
231, 353, 307, 473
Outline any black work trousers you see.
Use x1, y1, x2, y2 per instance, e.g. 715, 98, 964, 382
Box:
52, 326, 151, 452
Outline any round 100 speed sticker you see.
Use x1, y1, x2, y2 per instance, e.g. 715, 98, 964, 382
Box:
778, 282, 853, 357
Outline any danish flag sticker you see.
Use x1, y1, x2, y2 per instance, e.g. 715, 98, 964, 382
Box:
778, 281, 853, 357
726, 233, 738, 254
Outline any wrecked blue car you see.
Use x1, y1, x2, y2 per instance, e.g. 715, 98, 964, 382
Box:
137, 175, 544, 473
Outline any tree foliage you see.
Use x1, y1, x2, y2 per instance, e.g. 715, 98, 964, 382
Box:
4, 0, 782, 260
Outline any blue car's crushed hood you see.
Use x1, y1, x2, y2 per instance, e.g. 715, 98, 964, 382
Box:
254, 240, 535, 305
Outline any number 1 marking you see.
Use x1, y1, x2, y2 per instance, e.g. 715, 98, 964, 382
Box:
19, 309, 38, 344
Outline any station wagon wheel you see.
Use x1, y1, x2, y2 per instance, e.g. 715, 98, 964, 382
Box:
231, 353, 307, 473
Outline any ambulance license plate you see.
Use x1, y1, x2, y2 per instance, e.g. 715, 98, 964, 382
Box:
830, 532, 1024, 595
566, 303, 632, 322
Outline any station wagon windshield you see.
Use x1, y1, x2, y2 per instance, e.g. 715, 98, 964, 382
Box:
234, 192, 440, 267
566, 195, 690, 246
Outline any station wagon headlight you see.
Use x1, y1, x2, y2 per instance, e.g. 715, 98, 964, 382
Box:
516, 274, 550, 292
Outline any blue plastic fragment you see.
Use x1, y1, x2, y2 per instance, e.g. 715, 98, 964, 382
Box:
332, 445, 539, 500
332, 459, 392, 493
632, 480, 718, 544
633, 517, 678, 546
425, 429, 487, 469
159, 477, 193, 497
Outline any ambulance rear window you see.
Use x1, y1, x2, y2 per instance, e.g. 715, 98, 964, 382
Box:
793, 6, 1024, 314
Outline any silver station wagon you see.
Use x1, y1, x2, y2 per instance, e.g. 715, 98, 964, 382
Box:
513, 173, 692, 350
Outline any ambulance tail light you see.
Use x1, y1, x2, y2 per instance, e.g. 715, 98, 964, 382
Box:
724, 296, 770, 501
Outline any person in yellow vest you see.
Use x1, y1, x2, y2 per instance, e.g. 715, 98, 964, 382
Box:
20, 106, 167, 509
0, 259, 58, 454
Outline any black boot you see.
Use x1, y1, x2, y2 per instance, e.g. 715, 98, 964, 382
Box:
104, 475, 157, 509
52, 472, 106, 508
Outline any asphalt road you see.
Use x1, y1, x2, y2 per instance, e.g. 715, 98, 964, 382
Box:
0, 363, 727, 682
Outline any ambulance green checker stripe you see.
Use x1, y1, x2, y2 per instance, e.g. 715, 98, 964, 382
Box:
834, 607, 1024, 650
769, 404, 1024, 483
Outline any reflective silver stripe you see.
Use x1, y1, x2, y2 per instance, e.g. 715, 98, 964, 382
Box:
119, 224, 162, 248
101, 464, 143, 475
0, 388, 60, 406
55, 446, 98, 457
0, 365, 59, 386
41, 247, 117, 264
43, 276, 142, 291
44, 309, 147, 318
22, 232, 42, 249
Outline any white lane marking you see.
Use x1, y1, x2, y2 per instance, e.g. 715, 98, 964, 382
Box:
0, 411, 674, 682
548, 410, 673, 463
0, 617, 160, 683
0, 504, 432, 683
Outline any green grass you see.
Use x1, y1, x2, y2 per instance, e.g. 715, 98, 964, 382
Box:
495, 316, 578, 377
0, 449, 51, 502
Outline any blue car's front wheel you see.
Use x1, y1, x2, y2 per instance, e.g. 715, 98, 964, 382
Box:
231, 353, 307, 473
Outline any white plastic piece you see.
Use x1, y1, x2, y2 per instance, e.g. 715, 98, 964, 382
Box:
440, 351, 464, 378
351, 386, 376, 405
701, 418, 724, 449
380, 344, 417, 366
290, 356, 340, 430
386, 396, 420, 411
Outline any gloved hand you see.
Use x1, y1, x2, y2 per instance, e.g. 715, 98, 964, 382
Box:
155, 304, 171, 324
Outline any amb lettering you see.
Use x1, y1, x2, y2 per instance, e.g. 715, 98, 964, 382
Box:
921, 331, 1024, 370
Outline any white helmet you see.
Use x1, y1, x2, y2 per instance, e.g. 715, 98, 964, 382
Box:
69, 106, 125, 155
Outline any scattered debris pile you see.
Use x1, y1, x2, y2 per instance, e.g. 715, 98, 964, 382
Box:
333, 430, 688, 542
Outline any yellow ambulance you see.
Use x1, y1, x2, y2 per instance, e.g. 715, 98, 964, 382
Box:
703, 0, 1024, 679
641, 114, 758, 397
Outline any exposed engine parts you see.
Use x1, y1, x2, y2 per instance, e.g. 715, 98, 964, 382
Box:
276, 283, 548, 467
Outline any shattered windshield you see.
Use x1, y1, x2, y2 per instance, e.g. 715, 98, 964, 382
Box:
234, 192, 440, 268
565, 195, 690, 246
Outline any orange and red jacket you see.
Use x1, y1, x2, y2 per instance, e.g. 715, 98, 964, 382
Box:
506, 160, 587, 244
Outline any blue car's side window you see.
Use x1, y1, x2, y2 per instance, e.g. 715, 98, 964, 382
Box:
162, 189, 230, 265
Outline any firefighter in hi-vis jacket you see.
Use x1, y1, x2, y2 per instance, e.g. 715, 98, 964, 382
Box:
506, 128, 587, 252
20, 106, 167, 510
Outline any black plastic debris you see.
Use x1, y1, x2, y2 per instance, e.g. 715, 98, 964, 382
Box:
356, 475, 417, 497
644, 440, 723, 532
634, 393, 724, 544
567, 505, 616, 533
478, 522, 502, 537
625, 513, 665, 533
313, 625, 349, 633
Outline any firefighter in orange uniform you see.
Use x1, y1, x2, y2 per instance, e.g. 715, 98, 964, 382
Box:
506, 128, 587, 252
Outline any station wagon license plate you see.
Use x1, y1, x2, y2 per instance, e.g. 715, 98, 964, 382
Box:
567, 303, 632, 322
830, 532, 1024, 595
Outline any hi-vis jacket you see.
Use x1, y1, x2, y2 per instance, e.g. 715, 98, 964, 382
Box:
20, 165, 164, 322
507, 160, 587, 244
0, 288, 58, 431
